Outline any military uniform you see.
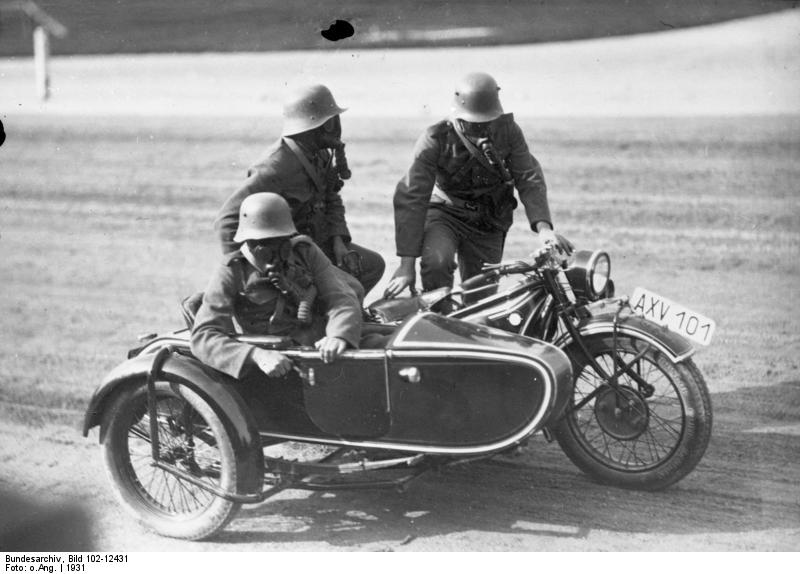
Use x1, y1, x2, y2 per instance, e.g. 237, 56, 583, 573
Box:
215, 137, 385, 295
394, 113, 552, 291
191, 236, 362, 379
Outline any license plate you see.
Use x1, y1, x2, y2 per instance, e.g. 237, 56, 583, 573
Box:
629, 287, 716, 346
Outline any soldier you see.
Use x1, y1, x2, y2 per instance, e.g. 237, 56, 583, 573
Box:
192, 193, 362, 379
384, 72, 571, 300
215, 84, 385, 297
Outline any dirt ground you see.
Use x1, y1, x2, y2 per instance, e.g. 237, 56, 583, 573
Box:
1, 115, 798, 551
1, 377, 798, 552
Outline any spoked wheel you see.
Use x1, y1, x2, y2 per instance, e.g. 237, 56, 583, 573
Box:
554, 334, 712, 490
102, 381, 241, 540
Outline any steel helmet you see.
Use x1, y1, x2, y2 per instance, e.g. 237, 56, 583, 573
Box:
233, 193, 297, 242
451, 72, 504, 122
281, 84, 347, 136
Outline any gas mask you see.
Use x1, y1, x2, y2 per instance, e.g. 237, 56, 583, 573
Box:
291, 116, 351, 181
245, 237, 292, 273
243, 237, 317, 325
319, 116, 351, 181
319, 115, 343, 144
459, 119, 493, 140
456, 119, 512, 185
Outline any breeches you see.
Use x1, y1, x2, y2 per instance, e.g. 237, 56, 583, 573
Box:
420, 208, 505, 297
322, 241, 386, 297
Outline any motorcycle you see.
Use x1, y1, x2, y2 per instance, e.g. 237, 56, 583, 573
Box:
83, 243, 714, 541
367, 244, 715, 487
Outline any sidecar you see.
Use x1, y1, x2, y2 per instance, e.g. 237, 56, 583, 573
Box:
83, 312, 572, 540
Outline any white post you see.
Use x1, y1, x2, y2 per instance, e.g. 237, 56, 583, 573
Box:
33, 25, 50, 101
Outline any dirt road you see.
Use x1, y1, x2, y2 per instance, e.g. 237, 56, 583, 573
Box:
1, 379, 798, 552
0, 110, 796, 555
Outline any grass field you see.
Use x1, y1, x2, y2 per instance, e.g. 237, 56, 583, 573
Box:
0, 113, 798, 427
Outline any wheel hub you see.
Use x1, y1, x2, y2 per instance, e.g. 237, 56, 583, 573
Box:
593, 386, 649, 440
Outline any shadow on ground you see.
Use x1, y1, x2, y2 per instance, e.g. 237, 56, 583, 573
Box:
212, 382, 800, 547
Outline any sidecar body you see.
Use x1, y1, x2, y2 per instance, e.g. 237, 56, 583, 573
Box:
85, 312, 572, 456
83, 311, 573, 540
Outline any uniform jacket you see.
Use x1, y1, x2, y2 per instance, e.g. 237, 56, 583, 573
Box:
215, 138, 351, 254
393, 113, 552, 257
190, 236, 362, 379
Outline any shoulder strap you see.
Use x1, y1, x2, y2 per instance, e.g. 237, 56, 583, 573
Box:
449, 118, 496, 173
452, 118, 515, 187
239, 242, 265, 273
282, 137, 326, 194
448, 155, 479, 188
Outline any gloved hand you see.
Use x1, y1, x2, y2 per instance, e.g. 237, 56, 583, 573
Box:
315, 336, 348, 363
252, 348, 294, 377
538, 227, 575, 256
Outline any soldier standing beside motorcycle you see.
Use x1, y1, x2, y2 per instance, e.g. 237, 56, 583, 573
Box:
214, 84, 385, 298
384, 72, 570, 300
193, 193, 363, 379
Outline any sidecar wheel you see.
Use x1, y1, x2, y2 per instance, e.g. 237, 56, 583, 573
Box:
554, 335, 712, 490
101, 381, 241, 540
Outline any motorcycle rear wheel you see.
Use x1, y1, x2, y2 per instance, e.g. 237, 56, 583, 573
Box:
554, 334, 712, 490
102, 381, 241, 540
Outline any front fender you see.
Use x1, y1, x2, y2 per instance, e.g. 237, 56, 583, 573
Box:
555, 301, 695, 362
83, 351, 263, 496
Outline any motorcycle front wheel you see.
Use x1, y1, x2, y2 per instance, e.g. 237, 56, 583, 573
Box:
101, 381, 241, 540
554, 334, 712, 490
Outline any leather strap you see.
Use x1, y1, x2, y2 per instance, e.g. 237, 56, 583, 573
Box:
448, 154, 479, 188
450, 118, 514, 189
431, 188, 482, 211
283, 137, 326, 194
450, 117, 497, 173
240, 242, 264, 272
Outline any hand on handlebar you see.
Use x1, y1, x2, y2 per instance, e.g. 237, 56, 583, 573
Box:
538, 227, 575, 257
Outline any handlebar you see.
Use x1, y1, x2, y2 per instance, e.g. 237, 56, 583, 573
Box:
458, 245, 566, 292
458, 260, 537, 293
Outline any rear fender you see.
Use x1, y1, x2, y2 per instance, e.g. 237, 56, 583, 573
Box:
83, 350, 263, 496
555, 301, 695, 362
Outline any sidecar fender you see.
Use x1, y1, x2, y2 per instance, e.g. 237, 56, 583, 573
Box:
83, 351, 263, 496
556, 303, 695, 362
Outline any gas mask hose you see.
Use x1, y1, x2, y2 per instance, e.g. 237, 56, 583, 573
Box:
332, 141, 351, 180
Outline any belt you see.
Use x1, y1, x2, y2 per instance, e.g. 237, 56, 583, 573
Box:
430, 188, 481, 211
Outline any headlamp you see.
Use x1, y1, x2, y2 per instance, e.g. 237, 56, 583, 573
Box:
565, 250, 611, 301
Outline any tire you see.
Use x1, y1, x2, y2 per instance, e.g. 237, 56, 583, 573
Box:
101, 381, 241, 540
554, 334, 712, 490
